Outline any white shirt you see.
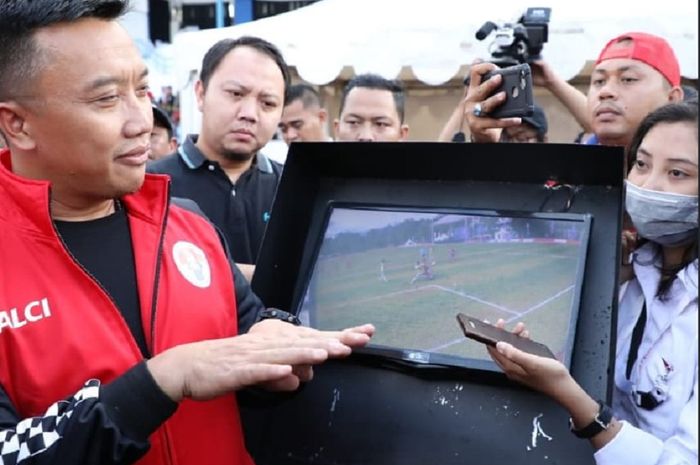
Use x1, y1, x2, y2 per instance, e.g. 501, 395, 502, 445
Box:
595, 243, 698, 465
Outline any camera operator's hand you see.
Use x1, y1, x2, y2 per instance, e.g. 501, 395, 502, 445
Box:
530, 59, 558, 88
464, 62, 522, 143
530, 58, 593, 132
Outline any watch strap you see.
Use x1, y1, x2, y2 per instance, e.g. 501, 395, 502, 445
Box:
256, 308, 302, 326
569, 401, 614, 439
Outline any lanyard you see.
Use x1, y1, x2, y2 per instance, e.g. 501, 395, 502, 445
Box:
625, 298, 663, 410
626, 300, 647, 380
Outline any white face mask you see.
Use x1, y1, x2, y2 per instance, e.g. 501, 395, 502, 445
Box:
625, 180, 698, 246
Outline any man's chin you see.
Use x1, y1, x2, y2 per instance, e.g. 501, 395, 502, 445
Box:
113, 172, 146, 197
221, 148, 256, 162
594, 130, 631, 146
593, 122, 629, 139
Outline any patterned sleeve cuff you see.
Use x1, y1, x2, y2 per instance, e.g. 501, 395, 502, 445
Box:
100, 362, 178, 441
0, 380, 101, 463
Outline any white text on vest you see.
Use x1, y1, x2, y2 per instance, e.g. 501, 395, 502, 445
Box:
0, 298, 52, 333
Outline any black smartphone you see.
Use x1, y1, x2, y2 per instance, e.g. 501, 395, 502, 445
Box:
480, 63, 534, 119
456, 313, 556, 359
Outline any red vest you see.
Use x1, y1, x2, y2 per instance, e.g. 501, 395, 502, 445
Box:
0, 150, 254, 465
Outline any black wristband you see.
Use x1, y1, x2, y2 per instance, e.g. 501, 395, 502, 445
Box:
569, 400, 614, 439
256, 308, 302, 326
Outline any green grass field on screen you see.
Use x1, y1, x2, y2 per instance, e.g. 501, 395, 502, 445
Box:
299, 208, 587, 364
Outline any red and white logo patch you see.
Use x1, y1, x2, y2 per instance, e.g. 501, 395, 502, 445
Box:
172, 241, 211, 288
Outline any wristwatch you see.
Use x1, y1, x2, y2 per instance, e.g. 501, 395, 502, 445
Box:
569, 401, 614, 438
256, 308, 302, 326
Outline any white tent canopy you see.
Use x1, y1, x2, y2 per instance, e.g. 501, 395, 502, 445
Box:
153, 0, 698, 137
165, 0, 698, 87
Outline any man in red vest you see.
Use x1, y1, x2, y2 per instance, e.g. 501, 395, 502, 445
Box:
0, 1, 374, 464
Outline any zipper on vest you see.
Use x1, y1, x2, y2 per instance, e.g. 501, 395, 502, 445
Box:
148, 185, 170, 357
149, 186, 177, 465
49, 197, 149, 359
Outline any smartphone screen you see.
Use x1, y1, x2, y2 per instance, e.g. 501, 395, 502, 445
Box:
456, 313, 556, 359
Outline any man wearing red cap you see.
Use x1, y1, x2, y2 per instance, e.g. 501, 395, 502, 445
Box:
464, 32, 684, 146
586, 32, 684, 146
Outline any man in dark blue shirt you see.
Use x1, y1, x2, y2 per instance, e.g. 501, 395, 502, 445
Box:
149, 36, 287, 281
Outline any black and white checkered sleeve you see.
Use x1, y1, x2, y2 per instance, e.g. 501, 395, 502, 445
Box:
0, 380, 99, 464
0, 362, 176, 465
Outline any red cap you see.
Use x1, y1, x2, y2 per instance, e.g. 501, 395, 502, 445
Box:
596, 32, 681, 87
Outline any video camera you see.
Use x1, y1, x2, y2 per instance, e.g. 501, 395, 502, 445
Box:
475, 7, 551, 68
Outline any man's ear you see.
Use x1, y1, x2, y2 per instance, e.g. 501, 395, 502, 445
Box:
332, 118, 340, 140
317, 108, 328, 125
399, 124, 409, 141
669, 86, 684, 103
0, 102, 37, 151
194, 80, 206, 112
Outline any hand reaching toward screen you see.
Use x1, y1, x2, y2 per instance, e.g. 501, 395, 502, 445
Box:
147, 320, 374, 402
248, 319, 375, 391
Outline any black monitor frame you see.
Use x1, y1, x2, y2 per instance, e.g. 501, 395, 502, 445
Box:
253, 141, 623, 398
248, 142, 624, 465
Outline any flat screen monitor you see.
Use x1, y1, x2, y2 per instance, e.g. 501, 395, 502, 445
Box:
296, 203, 592, 372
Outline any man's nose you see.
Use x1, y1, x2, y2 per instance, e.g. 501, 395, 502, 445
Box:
237, 96, 258, 122
287, 128, 299, 142
598, 80, 619, 100
124, 95, 152, 138
357, 123, 375, 142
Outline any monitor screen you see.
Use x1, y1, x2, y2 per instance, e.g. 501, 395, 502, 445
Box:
297, 203, 591, 372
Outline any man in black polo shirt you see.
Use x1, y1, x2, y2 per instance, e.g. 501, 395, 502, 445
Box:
148, 36, 286, 281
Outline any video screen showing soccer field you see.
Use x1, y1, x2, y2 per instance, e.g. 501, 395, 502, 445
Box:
299, 207, 589, 365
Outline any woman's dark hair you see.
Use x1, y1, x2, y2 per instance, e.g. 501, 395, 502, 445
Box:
626, 102, 698, 300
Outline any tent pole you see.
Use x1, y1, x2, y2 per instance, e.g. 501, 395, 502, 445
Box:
215, 0, 225, 28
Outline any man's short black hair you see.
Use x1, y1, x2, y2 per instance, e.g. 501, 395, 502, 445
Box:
285, 83, 323, 109
682, 84, 698, 103
520, 104, 548, 142
338, 73, 406, 123
152, 104, 174, 139
0, 0, 129, 101
199, 36, 290, 98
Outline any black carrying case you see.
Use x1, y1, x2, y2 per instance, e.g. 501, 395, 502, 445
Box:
245, 142, 624, 465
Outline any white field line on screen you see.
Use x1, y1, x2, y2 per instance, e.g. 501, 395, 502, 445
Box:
429, 284, 574, 352
322, 263, 522, 312
317, 246, 522, 281
429, 336, 471, 352
498, 251, 577, 260
505, 284, 574, 324
323, 285, 435, 310
428, 285, 520, 316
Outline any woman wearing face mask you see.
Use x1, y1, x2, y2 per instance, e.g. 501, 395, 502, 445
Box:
489, 102, 698, 465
